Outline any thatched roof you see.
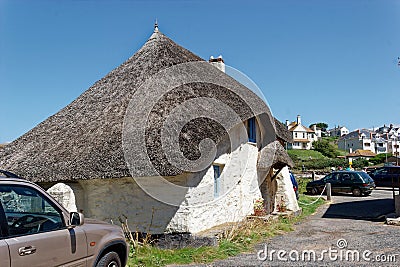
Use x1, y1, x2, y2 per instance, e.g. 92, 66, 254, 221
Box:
0, 26, 283, 183
274, 118, 292, 143
258, 141, 294, 170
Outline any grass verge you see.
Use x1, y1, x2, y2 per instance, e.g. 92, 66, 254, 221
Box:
127, 191, 325, 266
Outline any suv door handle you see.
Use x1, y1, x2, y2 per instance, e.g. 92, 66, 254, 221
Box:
18, 246, 37, 256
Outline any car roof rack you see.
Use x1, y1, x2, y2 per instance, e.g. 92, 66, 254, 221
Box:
0, 170, 21, 178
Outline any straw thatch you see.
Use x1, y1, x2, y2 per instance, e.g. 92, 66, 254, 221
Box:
274, 118, 293, 143
0, 27, 286, 183
258, 141, 294, 170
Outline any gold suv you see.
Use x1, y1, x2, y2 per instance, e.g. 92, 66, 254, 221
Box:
0, 170, 128, 267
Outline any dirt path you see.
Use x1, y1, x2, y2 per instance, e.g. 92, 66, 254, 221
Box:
174, 189, 400, 266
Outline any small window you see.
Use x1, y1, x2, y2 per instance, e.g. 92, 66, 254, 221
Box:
303, 133, 305, 138
247, 117, 256, 143
213, 165, 222, 198
295, 133, 298, 138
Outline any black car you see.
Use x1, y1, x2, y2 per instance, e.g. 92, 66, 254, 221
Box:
368, 166, 400, 187
306, 171, 375, 197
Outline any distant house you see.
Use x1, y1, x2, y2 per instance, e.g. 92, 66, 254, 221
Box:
327, 126, 349, 137
338, 129, 375, 153
377, 124, 400, 157
372, 134, 388, 154
388, 136, 400, 158
346, 149, 376, 160
0, 25, 296, 238
285, 115, 317, 150
338, 125, 399, 156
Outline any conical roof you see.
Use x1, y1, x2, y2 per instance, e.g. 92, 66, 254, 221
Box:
0, 26, 276, 183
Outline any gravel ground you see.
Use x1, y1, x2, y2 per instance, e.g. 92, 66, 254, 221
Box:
171, 189, 400, 267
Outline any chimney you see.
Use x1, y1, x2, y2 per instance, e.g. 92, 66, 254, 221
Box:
209, 55, 225, 73
296, 115, 301, 125
285, 120, 289, 126
349, 148, 353, 153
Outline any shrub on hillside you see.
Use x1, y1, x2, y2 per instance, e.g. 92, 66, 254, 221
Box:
352, 158, 369, 169
313, 139, 339, 158
369, 153, 392, 165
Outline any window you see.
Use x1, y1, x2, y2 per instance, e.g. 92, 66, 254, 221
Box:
0, 185, 64, 237
247, 117, 256, 143
213, 165, 221, 198
295, 133, 298, 138
364, 143, 370, 147
325, 173, 338, 182
303, 133, 305, 138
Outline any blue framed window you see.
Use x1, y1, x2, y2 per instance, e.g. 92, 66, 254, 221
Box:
213, 165, 221, 198
247, 117, 256, 143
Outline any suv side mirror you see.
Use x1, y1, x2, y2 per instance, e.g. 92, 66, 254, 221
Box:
69, 212, 84, 227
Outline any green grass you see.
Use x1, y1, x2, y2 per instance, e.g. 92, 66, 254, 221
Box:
287, 149, 327, 160
127, 183, 325, 267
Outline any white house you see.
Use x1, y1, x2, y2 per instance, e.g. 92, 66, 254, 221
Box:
285, 115, 317, 150
338, 129, 375, 153
0, 25, 296, 241
328, 126, 349, 137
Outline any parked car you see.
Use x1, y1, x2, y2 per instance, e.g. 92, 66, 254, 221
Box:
289, 172, 299, 200
0, 170, 128, 267
306, 171, 375, 197
368, 166, 400, 187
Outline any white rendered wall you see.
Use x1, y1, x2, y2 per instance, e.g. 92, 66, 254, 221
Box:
274, 167, 300, 213
167, 142, 261, 233
72, 145, 261, 234
47, 183, 78, 212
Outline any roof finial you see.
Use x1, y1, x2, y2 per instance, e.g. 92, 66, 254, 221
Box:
154, 19, 159, 33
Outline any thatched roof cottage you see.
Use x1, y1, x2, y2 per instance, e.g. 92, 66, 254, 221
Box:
0, 24, 296, 238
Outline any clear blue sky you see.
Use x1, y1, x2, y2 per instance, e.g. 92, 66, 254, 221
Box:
1, 0, 399, 143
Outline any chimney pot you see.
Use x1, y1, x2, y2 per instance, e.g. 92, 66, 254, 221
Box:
209, 55, 225, 72
296, 115, 301, 125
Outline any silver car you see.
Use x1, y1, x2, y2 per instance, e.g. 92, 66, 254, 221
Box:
0, 170, 128, 267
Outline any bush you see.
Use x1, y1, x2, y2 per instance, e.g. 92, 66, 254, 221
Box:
313, 139, 339, 158
369, 153, 392, 165
352, 158, 369, 169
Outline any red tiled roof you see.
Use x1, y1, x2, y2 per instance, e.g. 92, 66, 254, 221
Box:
347, 149, 376, 158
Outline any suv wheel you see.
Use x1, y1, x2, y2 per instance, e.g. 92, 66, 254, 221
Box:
352, 188, 362, 197
96, 251, 121, 267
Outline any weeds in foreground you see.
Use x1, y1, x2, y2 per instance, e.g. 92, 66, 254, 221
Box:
126, 194, 325, 267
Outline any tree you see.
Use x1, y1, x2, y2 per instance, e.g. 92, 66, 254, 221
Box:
309, 122, 328, 131
352, 158, 369, 169
313, 139, 338, 158
369, 153, 392, 165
